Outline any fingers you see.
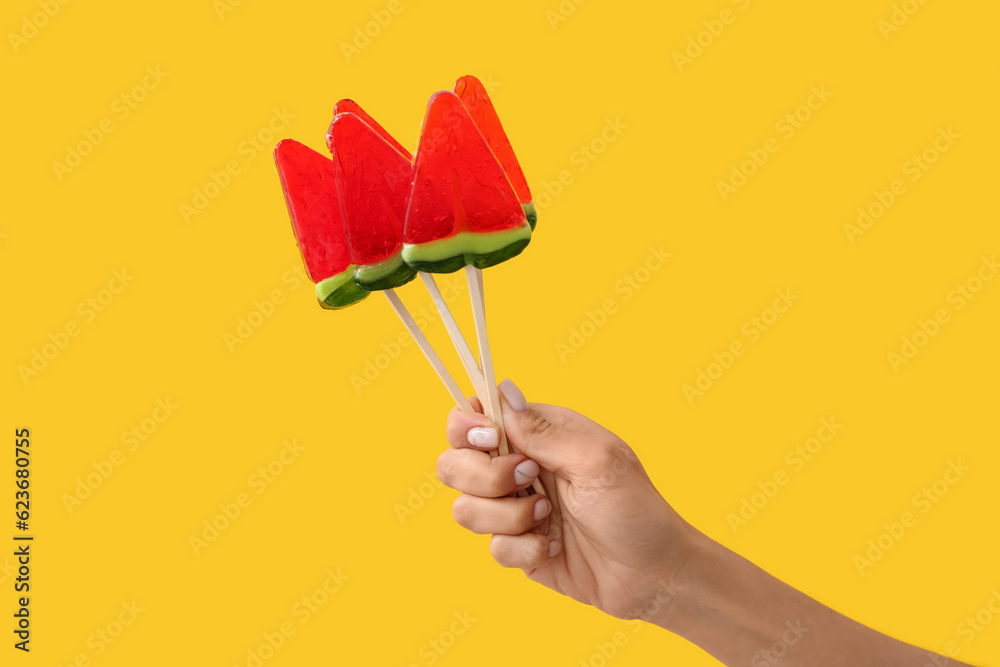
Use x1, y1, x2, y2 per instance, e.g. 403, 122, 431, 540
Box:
452, 494, 551, 535
490, 533, 561, 569
532, 403, 622, 441
446, 402, 498, 451
437, 447, 540, 497
499, 379, 595, 477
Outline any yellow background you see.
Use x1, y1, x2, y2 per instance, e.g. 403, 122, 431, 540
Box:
3, 0, 997, 665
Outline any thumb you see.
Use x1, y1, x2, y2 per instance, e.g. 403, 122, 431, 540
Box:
499, 379, 593, 478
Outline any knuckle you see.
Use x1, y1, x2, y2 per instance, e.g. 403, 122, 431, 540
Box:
589, 438, 636, 478
519, 500, 537, 527
529, 536, 548, 561
488, 535, 507, 564
436, 451, 455, 487
523, 411, 555, 439
488, 457, 515, 495
451, 495, 472, 527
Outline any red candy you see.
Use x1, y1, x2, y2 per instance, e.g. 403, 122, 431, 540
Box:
330, 112, 413, 267
454, 75, 532, 207
329, 99, 412, 161
404, 91, 525, 245
273, 139, 349, 283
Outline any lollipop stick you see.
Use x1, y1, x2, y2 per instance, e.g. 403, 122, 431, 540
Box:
465, 267, 507, 452
419, 272, 487, 400
383, 289, 473, 413
465, 267, 547, 498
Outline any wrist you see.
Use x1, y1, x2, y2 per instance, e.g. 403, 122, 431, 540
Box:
638, 524, 719, 631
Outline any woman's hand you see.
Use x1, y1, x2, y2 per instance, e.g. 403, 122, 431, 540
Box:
436, 379, 695, 620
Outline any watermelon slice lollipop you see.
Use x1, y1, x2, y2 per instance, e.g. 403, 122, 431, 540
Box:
328, 99, 412, 161
273, 139, 369, 310
329, 112, 417, 290
454, 76, 535, 229
402, 91, 531, 274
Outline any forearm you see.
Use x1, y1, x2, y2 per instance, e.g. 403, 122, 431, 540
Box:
648, 530, 972, 667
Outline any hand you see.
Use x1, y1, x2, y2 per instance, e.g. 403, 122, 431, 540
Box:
437, 379, 696, 620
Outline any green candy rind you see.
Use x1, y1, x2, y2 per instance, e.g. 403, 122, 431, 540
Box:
522, 202, 537, 230
353, 251, 417, 291
401, 223, 532, 274
315, 267, 371, 310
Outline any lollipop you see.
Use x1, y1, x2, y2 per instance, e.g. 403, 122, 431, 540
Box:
454, 75, 536, 229
273, 83, 545, 498
329, 112, 416, 291
272, 139, 369, 310
401, 90, 531, 274
329, 108, 483, 413
329, 99, 412, 160
402, 91, 538, 493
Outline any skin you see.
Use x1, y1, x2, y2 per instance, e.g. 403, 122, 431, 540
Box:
436, 379, 975, 667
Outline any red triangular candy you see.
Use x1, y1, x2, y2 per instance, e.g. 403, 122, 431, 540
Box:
330, 112, 413, 267
329, 99, 412, 161
273, 139, 349, 283
404, 91, 525, 245
454, 76, 531, 206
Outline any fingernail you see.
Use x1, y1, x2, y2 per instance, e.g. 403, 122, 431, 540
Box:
499, 378, 527, 412
467, 427, 499, 449
548, 541, 562, 558
514, 459, 539, 482
533, 498, 551, 521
